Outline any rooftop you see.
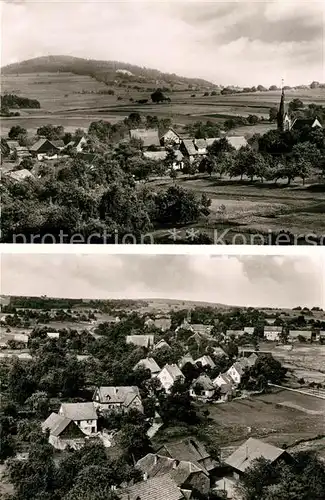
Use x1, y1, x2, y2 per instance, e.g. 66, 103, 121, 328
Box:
225, 438, 286, 473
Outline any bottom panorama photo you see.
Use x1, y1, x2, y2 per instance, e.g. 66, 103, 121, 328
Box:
0, 252, 325, 500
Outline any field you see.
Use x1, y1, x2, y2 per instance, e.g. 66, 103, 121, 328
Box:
2, 72, 325, 138
148, 175, 325, 242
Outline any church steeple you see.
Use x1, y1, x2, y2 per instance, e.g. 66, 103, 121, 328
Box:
277, 79, 285, 131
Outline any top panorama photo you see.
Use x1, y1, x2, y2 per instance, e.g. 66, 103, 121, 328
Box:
1, 1, 324, 245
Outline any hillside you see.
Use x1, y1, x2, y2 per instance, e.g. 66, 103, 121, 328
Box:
1, 55, 215, 89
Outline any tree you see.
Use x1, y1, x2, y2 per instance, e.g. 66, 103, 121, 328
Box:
288, 98, 304, 113
154, 185, 202, 225
9, 125, 27, 140
26, 391, 49, 418
119, 422, 152, 462
269, 107, 278, 122
37, 124, 64, 140
151, 89, 167, 103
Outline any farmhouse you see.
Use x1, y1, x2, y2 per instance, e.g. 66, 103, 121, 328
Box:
190, 374, 215, 400
66, 136, 88, 152
288, 330, 312, 342
160, 128, 181, 146
126, 334, 155, 348
227, 358, 251, 385
264, 325, 282, 341
225, 438, 290, 479
195, 355, 216, 369
29, 138, 61, 160
157, 437, 218, 476
129, 128, 160, 147
136, 453, 210, 495
92, 386, 143, 413
58, 402, 98, 435
134, 357, 161, 376
42, 412, 87, 450
157, 364, 185, 393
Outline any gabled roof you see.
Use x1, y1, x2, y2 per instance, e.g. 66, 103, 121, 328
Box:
7, 169, 34, 182
144, 151, 167, 161
29, 138, 58, 152
161, 364, 184, 381
7, 140, 19, 150
119, 474, 183, 500
292, 117, 322, 129
170, 460, 205, 485
226, 330, 245, 337
213, 372, 233, 387
244, 327, 254, 335
225, 438, 286, 473
135, 357, 161, 374
264, 325, 282, 332
195, 355, 216, 368
60, 402, 97, 421
42, 412, 71, 437
289, 330, 312, 339
192, 374, 214, 391
94, 386, 141, 406
181, 139, 197, 156
157, 438, 216, 474
51, 140, 65, 148
130, 128, 160, 147
126, 334, 155, 348
213, 347, 227, 357
190, 324, 213, 337
178, 354, 195, 369
154, 339, 171, 350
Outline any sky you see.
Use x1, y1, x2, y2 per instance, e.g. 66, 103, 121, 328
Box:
1, 253, 324, 309
1, 0, 324, 86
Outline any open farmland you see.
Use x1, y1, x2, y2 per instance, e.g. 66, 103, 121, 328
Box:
205, 389, 325, 457
148, 175, 325, 243
2, 72, 325, 137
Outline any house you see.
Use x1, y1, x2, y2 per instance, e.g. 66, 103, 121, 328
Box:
288, 330, 312, 343
213, 346, 227, 357
157, 364, 185, 393
130, 128, 160, 147
6, 140, 20, 154
194, 138, 208, 155
226, 330, 245, 339
190, 324, 214, 337
16, 146, 32, 160
134, 357, 161, 376
195, 355, 216, 369
119, 473, 184, 500
154, 339, 171, 350
93, 386, 143, 413
227, 358, 251, 385
144, 150, 184, 170
225, 438, 290, 479
214, 476, 239, 499
157, 437, 218, 476
246, 353, 258, 367
42, 412, 87, 450
47, 331, 60, 339
244, 327, 254, 335
29, 138, 61, 159
126, 334, 155, 349
66, 136, 88, 152
319, 331, 325, 343
13, 333, 28, 343
190, 374, 215, 400
180, 139, 198, 162
145, 317, 172, 332
58, 402, 98, 435
178, 354, 195, 369
264, 325, 282, 341
136, 453, 210, 495
213, 372, 234, 390
160, 128, 181, 146
6, 169, 34, 182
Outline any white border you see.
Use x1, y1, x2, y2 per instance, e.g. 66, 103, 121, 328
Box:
0, 244, 324, 256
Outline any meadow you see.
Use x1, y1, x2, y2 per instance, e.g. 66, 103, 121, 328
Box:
2, 72, 325, 137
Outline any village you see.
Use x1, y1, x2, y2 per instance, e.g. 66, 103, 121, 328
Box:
1, 295, 325, 499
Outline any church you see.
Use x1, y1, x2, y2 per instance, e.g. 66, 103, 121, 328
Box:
277, 89, 322, 132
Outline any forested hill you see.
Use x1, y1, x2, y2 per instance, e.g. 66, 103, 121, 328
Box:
1, 55, 214, 88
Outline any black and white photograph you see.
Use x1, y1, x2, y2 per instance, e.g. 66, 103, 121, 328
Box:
1, 1, 325, 245
0, 251, 324, 499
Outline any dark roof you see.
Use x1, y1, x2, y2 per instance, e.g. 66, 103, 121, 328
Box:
29, 138, 59, 152
225, 438, 286, 473
157, 438, 216, 474
60, 402, 97, 421
119, 474, 183, 500
292, 117, 322, 129
42, 412, 71, 437
94, 386, 141, 406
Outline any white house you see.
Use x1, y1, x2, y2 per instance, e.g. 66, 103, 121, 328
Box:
157, 364, 185, 393
47, 331, 60, 339
160, 128, 181, 146
93, 386, 143, 413
213, 372, 233, 389
244, 327, 255, 335
227, 358, 251, 385
134, 357, 161, 376
126, 335, 155, 349
195, 355, 216, 369
153, 339, 171, 350
264, 326, 282, 341
59, 402, 98, 435
190, 374, 215, 400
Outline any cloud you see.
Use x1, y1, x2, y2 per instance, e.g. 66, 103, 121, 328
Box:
1, 0, 324, 85
1, 253, 323, 309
